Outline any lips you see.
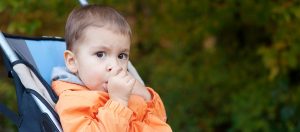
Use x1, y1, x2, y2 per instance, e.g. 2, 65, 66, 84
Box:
102, 81, 108, 92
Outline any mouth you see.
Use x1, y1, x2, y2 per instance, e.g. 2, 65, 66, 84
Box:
103, 81, 108, 92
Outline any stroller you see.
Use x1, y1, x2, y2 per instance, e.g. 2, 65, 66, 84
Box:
0, 32, 145, 132
0, 1, 145, 131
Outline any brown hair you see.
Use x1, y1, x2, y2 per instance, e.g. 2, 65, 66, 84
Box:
65, 5, 132, 51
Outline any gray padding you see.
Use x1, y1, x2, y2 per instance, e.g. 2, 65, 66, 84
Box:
6, 38, 37, 69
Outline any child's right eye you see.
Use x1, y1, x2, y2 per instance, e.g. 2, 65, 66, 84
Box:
96, 52, 105, 58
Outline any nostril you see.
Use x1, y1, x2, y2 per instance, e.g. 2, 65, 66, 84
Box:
106, 65, 112, 72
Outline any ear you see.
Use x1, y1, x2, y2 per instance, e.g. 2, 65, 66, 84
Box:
64, 50, 78, 73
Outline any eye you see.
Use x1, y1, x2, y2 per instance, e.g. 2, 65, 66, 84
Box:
96, 52, 106, 58
118, 53, 128, 60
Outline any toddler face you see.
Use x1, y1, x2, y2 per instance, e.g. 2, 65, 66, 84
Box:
70, 26, 130, 92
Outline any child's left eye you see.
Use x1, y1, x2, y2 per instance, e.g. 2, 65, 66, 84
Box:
118, 53, 128, 60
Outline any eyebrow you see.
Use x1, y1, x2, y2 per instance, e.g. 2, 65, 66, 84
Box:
94, 45, 110, 50
121, 49, 130, 53
90, 45, 130, 52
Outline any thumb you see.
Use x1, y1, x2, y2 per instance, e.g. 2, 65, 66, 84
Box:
128, 78, 136, 91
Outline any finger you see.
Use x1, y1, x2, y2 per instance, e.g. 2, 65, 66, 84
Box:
118, 70, 127, 78
111, 67, 123, 76
128, 78, 136, 89
124, 75, 133, 82
127, 72, 133, 76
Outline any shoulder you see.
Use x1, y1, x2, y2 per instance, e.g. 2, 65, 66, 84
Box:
52, 80, 87, 96
55, 89, 109, 113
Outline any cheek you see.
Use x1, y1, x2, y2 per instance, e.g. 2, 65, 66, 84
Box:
80, 69, 106, 90
82, 66, 105, 79
77, 65, 107, 89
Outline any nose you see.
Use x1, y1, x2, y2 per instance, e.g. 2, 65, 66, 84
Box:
106, 58, 122, 72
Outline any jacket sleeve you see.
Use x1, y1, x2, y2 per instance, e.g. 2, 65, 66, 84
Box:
128, 88, 172, 132
55, 91, 133, 132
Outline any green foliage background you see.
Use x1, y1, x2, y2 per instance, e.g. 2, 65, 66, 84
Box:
1, 0, 300, 131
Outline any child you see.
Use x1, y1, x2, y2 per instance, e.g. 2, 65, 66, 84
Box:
51, 5, 172, 132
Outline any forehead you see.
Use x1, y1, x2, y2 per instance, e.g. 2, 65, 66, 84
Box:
75, 26, 130, 51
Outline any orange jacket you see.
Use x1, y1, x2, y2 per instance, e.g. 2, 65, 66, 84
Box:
52, 80, 172, 132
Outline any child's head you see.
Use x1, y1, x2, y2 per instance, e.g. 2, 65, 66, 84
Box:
65, 5, 131, 51
64, 5, 132, 92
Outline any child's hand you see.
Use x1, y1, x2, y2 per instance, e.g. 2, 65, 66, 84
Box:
107, 69, 136, 106
130, 75, 151, 101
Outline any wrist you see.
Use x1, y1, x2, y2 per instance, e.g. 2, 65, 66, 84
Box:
133, 90, 151, 102
141, 87, 151, 101
144, 92, 151, 101
110, 97, 128, 106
